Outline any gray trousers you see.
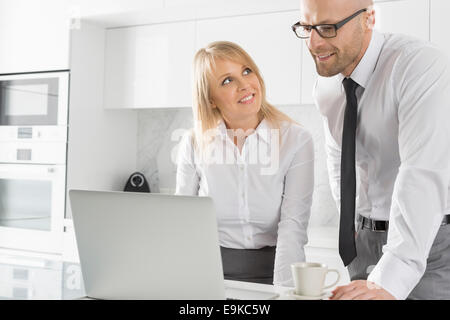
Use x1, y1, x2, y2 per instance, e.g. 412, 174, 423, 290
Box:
220, 246, 276, 285
348, 220, 450, 299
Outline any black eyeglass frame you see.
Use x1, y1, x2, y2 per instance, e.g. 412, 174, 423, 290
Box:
291, 8, 368, 39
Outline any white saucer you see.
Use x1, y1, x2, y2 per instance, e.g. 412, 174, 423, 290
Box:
284, 289, 330, 300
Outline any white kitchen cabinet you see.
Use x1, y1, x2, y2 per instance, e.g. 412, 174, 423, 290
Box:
62, 21, 139, 260
165, 0, 300, 14
0, 0, 71, 74
300, 46, 317, 105
430, 0, 450, 56
103, 21, 196, 109
0, 263, 62, 299
196, 11, 302, 106
301, 0, 430, 105
373, 0, 429, 40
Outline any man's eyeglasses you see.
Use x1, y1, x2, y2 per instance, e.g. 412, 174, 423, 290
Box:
291, 8, 367, 39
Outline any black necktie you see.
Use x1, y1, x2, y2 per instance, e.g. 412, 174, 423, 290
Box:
339, 78, 358, 266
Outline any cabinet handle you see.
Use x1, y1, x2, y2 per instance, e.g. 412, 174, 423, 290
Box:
16, 149, 32, 161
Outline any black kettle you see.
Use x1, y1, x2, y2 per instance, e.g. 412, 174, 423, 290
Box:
124, 172, 151, 193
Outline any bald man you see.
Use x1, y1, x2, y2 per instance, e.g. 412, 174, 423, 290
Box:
293, 0, 450, 299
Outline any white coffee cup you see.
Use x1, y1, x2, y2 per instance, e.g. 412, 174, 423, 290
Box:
291, 262, 340, 297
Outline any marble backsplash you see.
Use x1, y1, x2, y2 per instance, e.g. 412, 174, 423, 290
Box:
137, 105, 338, 228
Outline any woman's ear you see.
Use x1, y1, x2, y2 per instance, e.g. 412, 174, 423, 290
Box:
210, 100, 217, 109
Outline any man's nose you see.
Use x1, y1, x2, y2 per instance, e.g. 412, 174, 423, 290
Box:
307, 28, 326, 51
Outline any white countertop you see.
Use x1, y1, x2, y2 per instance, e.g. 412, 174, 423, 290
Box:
0, 250, 336, 300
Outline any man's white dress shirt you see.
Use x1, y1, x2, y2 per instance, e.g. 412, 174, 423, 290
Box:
313, 30, 450, 299
175, 119, 314, 286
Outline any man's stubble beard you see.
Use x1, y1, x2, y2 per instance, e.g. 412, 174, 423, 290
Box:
312, 30, 364, 77
314, 51, 345, 77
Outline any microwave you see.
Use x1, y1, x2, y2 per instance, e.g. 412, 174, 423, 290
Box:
0, 71, 69, 142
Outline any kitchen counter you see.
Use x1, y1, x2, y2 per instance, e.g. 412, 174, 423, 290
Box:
0, 226, 346, 299
0, 249, 339, 300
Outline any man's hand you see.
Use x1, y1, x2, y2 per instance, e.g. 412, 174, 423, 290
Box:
329, 280, 396, 300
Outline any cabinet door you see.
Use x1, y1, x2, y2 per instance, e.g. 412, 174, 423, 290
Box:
300, 46, 317, 105
196, 11, 302, 106
301, 0, 430, 105
373, 0, 429, 40
103, 21, 196, 109
430, 0, 450, 56
0, 0, 70, 73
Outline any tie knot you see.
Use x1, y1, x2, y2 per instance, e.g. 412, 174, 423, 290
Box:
343, 77, 358, 95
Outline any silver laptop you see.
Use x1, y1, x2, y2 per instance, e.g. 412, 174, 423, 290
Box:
69, 189, 279, 300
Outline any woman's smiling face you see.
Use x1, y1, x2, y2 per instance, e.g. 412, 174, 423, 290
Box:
209, 58, 262, 128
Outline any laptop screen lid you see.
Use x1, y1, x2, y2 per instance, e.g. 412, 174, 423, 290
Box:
69, 189, 226, 300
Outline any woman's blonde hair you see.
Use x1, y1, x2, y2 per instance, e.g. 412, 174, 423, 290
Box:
192, 41, 295, 148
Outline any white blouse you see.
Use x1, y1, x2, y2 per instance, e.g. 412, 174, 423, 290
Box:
175, 119, 314, 286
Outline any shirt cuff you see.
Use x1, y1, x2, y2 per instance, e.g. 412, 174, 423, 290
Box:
273, 266, 294, 287
367, 250, 423, 300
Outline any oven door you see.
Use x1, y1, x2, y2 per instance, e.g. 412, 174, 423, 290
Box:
0, 71, 69, 127
0, 141, 67, 164
0, 163, 65, 253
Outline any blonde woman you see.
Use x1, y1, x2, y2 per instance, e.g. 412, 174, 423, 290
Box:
175, 41, 314, 286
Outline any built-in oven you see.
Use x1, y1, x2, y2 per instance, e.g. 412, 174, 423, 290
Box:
0, 163, 65, 233
0, 141, 67, 164
0, 71, 69, 254
0, 71, 68, 142
0, 163, 65, 253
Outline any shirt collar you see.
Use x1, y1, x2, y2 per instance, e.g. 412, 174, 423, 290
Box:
217, 118, 271, 145
337, 30, 385, 88
255, 118, 271, 144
